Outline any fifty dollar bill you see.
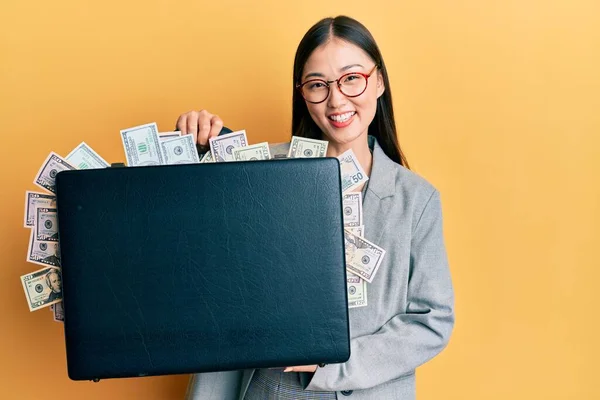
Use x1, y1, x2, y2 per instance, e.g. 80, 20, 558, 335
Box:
36, 207, 58, 242
33, 152, 76, 193
24, 191, 56, 228
27, 230, 61, 268
338, 148, 368, 193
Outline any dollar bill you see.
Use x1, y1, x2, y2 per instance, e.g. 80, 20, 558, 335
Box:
347, 272, 368, 308
342, 192, 363, 227
287, 136, 328, 158
270, 142, 291, 159
345, 225, 364, 238
27, 230, 61, 268
338, 148, 369, 193
159, 131, 181, 140
66, 142, 109, 169
232, 142, 271, 161
200, 151, 214, 163
36, 207, 58, 241
160, 135, 200, 164
120, 122, 164, 166
53, 301, 64, 322
20, 266, 63, 311
209, 130, 248, 162
33, 152, 76, 193
24, 191, 56, 228
344, 226, 366, 308
344, 230, 385, 283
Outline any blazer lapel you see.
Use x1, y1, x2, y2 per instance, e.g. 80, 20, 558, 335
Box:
362, 138, 397, 245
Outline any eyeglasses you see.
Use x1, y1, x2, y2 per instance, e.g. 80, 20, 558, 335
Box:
296, 64, 379, 104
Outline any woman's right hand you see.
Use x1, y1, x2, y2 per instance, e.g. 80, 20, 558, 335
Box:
175, 110, 224, 147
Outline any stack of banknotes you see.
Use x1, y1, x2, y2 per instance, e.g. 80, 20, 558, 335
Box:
21, 122, 386, 318
22, 141, 110, 321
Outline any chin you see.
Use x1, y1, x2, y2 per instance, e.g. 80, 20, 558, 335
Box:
321, 125, 367, 146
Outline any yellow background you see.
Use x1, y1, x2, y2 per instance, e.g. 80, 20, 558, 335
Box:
1, 0, 599, 398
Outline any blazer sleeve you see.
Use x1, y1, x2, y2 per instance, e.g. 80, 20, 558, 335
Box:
306, 189, 455, 391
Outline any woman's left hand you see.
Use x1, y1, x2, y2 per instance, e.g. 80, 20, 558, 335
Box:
283, 365, 318, 373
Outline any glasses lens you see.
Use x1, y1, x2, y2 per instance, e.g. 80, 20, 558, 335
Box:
301, 80, 329, 103
339, 74, 367, 97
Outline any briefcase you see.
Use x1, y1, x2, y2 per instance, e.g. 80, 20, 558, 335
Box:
55, 158, 350, 381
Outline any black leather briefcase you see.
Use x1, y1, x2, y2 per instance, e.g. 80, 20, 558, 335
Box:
55, 158, 350, 381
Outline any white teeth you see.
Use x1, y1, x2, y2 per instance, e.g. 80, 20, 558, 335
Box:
329, 112, 355, 122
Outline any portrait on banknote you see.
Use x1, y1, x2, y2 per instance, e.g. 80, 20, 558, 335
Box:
45, 269, 62, 303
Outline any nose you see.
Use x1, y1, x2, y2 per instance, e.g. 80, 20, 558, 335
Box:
327, 83, 347, 109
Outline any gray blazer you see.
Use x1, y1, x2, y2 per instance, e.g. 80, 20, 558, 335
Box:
186, 138, 455, 399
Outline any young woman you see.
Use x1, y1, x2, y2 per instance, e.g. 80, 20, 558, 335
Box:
179, 15, 454, 400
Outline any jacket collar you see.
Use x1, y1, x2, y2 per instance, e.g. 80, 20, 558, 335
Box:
366, 136, 397, 200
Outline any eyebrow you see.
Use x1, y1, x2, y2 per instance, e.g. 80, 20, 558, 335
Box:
303, 64, 364, 80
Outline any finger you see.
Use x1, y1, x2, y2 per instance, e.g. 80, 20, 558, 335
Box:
175, 114, 188, 135
197, 110, 213, 147
186, 112, 199, 135
208, 115, 224, 141
283, 367, 293, 372
186, 112, 200, 144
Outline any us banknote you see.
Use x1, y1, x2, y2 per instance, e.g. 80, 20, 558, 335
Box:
160, 134, 200, 165
66, 142, 109, 170
120, 122, 164, 166
158, 131, 181, 140
33, 152, 76, 193
344, 229, 385, 283
200, 150, 214, 163
24, 191, 56, 228
35, 207, 58, 242
347, 272, 368, 308
232, 142, 271, 161
287, 136, 328, 158
52, 301, 64, 322
343, 192, 363, 227
20, 266, 63, 312
338, 148, 368, 193
209, 129, 248, 162
27, 230, 61, 268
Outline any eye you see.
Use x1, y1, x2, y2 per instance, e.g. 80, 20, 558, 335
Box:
343, 74, 361, 83
307, 81, 327, 90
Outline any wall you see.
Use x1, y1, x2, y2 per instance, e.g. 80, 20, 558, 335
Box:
1, 0, 599, 398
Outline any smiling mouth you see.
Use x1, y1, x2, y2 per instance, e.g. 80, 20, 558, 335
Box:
328, 111, 356, 123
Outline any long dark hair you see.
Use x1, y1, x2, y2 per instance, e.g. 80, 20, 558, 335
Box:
292, 16, 410, 169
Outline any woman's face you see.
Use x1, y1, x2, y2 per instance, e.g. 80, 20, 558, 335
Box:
301, 37, 385, 147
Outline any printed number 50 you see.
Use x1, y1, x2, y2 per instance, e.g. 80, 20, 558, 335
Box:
352, 173, 363, 183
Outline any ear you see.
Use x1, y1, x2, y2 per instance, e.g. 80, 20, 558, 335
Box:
376, 70, 385, 98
